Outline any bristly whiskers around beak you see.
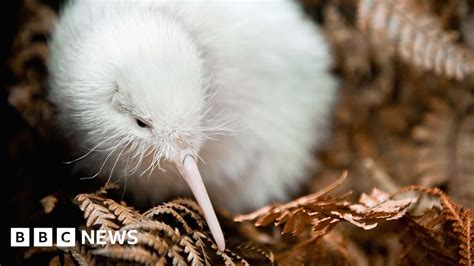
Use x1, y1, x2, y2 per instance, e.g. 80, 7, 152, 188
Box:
173, 149, 226, 251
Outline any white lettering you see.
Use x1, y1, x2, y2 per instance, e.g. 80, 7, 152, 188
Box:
81, 230, 94, 245
127, 230, 138, 245
57, 228, 75, 247
107, 230, 126, 244
96, 230, 107, 245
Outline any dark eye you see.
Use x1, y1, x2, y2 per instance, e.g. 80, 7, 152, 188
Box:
135, 118, 149, 128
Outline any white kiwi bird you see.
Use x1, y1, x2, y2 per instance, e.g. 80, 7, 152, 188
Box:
48, 0, 337, 251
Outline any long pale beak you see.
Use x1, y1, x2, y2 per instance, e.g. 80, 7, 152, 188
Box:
173, 150, 225, 251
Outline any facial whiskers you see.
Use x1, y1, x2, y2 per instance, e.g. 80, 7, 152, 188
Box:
64, 135, 115, 164
126, 144, 147, 175
80, 139, 125, 180
139, 147, 157, 178
106, 139, 132, 185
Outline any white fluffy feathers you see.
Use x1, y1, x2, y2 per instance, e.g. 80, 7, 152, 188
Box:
48, 0, 338, 213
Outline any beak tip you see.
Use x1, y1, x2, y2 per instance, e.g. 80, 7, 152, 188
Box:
212, 230, 225, 251
174, 152, 226, 252
216, 239, 225, 252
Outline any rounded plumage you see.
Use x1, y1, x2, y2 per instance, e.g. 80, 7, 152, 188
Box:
48, 0, 338, 250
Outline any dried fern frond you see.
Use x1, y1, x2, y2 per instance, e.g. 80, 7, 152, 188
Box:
144, 203, 197, 234
214, 248, 249, 266
437, 192, 473, 265
273, 232, 363, 266
103, 199, 141, 225
458, 210, 473, 265
412, 97, 455, 187
26, 245, 95, 266
274, 236, 320, 266
226, 240, 274, 265
92, 246, 158, 265
398, 210, 457, 265
237, 173, 473, 265
69, 192, 271, 265
75, 194, 120, 230
412, 93, 474, 208
169, 198, 204, 216
319, 230, 369, 266
236, 172, 416, 236
122, 219, 180, 241
61, 246, 95, 266
40, 194, 57, 214
179, 235, 205, 266
12, 0, 56, 49
397, 186, 474, 265
134, 231, 169, 254
95, 182, 120, 195
27, 177, 473, 265
451, 108, 474, 209
7, 0, 56, 134
357, 0, 474, 80
24, 246, 58, 259
49, 255, 75, 266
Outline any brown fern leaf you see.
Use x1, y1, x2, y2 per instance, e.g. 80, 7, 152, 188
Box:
9, 43, 49, 79
120, 220, 200, 264
7, 0, 56, 134
10, 0, 55, 77
397, 186, 474, 265
458, 209, 473, 265
122, 219, 180, 241
357, 0, 474, 80
192, 231, 251, 266
216, 249, 249, 266
274, 235, 322, 266
226, 240, 274, 265
412, 93, 474, 208
192, 231, 213, 265
144, 204, 193, 233
95, 182, 120, 195
396, 198, 456, 265
33, 188, 272, 265
26, 245, 95, 266
61, 246, 95, 266
40, 194, 57, 214
75, 194, 119, 230
24, 246, 58, 259
235, 172, 348, 223
135, 231, 170, 255
170, 198, 204, 216
451, 107, 474, 209
412, 97, 455, 187
166, 202, 206, 230
101, 197, 254, 265
92, 246, 158, 265
49, 254, 76, 266
439, 195, 473, 265
236, 173, 416, 237
398, 214, 457, 265
354, 188, 416, 220
318, 230, 367, 266
13, 0, 56, 48
103, 199, 141, 225
166, 245, 188, 266
156, 256, 168, 266
179, 235, 206, 266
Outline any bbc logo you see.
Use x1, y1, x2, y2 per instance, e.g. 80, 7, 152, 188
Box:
11, 228, 138, 247
11, 228, 75, 247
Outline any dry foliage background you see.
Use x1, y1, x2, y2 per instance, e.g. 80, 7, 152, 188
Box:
2, 0, 474, 265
